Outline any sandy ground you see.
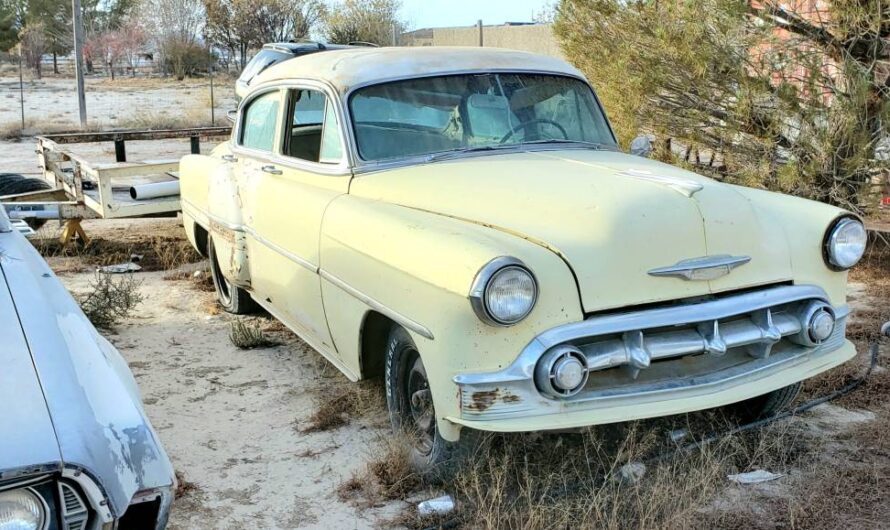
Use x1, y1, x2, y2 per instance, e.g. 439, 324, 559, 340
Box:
48, 218, 401, 529
0, 75, 237, 131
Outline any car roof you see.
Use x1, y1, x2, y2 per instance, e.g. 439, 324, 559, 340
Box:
262, 41, 358, 54
251, 46, 585, 95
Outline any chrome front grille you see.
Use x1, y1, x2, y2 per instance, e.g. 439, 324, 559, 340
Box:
579, 301, 829, 379
454, 284, 851, 420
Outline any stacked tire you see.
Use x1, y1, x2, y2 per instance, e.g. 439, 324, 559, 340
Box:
0, 173, 52, 229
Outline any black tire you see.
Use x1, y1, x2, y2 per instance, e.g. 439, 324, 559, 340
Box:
728, 382, 802, 422
385, 325, 477, 479
0, 174, 53, 229
207, 235, 258, 314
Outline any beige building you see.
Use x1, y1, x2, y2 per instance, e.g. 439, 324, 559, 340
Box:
401, 23, 563, 60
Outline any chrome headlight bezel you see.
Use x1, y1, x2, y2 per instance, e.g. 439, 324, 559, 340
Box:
823, 215, 867, 271
0, 487, 48, 530
470, 257, 538, 326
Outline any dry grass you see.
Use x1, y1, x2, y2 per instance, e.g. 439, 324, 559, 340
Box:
228, 319, 280, 350
802, 257, 890, 409
78, 272, 143, 330
34, 233, 202, 273
337, 432, 424, 508
301, 380, 386, 434
342, 416, 813, 529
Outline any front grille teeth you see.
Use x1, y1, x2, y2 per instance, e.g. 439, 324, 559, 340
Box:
58, 482, 89, 530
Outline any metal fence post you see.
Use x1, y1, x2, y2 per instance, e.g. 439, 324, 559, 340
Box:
18, 44, 24, 131
210, 69, 215, 126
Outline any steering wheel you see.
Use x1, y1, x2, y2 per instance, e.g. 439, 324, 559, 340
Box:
499, 119, 569, 144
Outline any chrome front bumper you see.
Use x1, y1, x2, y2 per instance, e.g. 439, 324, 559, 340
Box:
452, 285, 851, 424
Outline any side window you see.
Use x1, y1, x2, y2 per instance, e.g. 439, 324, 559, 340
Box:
284, 89, 344, 165
239, 91, 280, 152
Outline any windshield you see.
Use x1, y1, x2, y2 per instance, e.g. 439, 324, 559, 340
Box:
349, 73, 616, 162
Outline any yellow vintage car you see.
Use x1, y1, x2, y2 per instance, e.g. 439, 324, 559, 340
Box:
180, 47, 866, 472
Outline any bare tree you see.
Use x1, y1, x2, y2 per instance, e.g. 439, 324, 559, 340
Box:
19, 21, 46, 77
204, 0, 325, 70
322, 0, 406, 45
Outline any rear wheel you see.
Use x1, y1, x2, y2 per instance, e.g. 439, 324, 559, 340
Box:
385, 325, 477, 478
207, 235, 257, 314
729, 382, 802, 422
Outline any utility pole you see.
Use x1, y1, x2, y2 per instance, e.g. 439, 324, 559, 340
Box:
72, 0, 87, 128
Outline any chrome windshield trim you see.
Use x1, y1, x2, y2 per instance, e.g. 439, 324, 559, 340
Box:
648, 255, 752, 281
320, 270, 434, 340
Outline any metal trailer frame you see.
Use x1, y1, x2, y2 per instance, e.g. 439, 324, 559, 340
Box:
1, 127, 230, 244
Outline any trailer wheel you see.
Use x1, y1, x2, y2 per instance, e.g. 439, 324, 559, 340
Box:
0, 174, 53, 229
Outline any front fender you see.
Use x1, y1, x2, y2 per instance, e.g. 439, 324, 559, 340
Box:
1, 230, 174, 519
728, 185, 850, 305
320, 195, 583, 440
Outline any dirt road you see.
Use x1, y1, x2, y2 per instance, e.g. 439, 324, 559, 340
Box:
50, 220, 402, 529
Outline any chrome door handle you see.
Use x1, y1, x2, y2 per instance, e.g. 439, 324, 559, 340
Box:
221, 154, 237, 162
261, 165, 282, 175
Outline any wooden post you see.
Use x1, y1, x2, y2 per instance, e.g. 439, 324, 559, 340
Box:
72, 0, 87, 128
190, 135, 200, 154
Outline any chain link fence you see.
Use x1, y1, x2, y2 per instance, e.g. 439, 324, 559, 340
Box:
0, 54, 238, 136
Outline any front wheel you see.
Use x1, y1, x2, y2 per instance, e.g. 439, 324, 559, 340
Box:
385, 325, 476, 478
728, 382, 802, 423
207, 235, 257, 314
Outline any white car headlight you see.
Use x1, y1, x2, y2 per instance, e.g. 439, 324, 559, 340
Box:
825, 217, 867, 270
0, 488, 46, 530
470, 257, 538, 326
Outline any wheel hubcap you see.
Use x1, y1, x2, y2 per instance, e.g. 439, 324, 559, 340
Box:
406, 352, 435, 455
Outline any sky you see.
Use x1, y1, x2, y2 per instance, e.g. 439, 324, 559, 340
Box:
400, 0, 554, 30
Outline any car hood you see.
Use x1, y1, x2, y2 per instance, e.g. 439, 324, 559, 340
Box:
0, 226, 174, 517
350, 149, 792, 313
0, 266, 61, 478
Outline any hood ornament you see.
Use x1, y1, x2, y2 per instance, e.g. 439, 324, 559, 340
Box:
649, 255, 751, 281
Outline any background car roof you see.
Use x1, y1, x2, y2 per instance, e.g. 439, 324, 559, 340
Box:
250, 46, 585, 96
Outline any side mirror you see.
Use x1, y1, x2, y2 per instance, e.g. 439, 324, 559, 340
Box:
630, 134, 653, 158
226, 110, 237, 125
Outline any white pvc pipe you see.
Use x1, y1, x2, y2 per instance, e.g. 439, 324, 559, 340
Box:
129, 181, 180, 200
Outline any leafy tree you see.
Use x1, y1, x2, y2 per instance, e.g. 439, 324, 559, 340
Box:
26, 0, 71, 73
555, 0, 890, 212
322, 0, 406, 45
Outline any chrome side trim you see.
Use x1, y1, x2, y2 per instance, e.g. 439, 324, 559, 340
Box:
320, 270, 434, 340
244, 225, 317, 273
648, 255, 751, 281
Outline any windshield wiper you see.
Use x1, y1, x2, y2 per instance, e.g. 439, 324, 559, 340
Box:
518, 139, 615, 150
426, 145, 515, 162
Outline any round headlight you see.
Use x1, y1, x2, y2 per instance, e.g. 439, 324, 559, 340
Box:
470, 257, 538, 326
825, 217, 867, 270
0, 489, 45, 530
